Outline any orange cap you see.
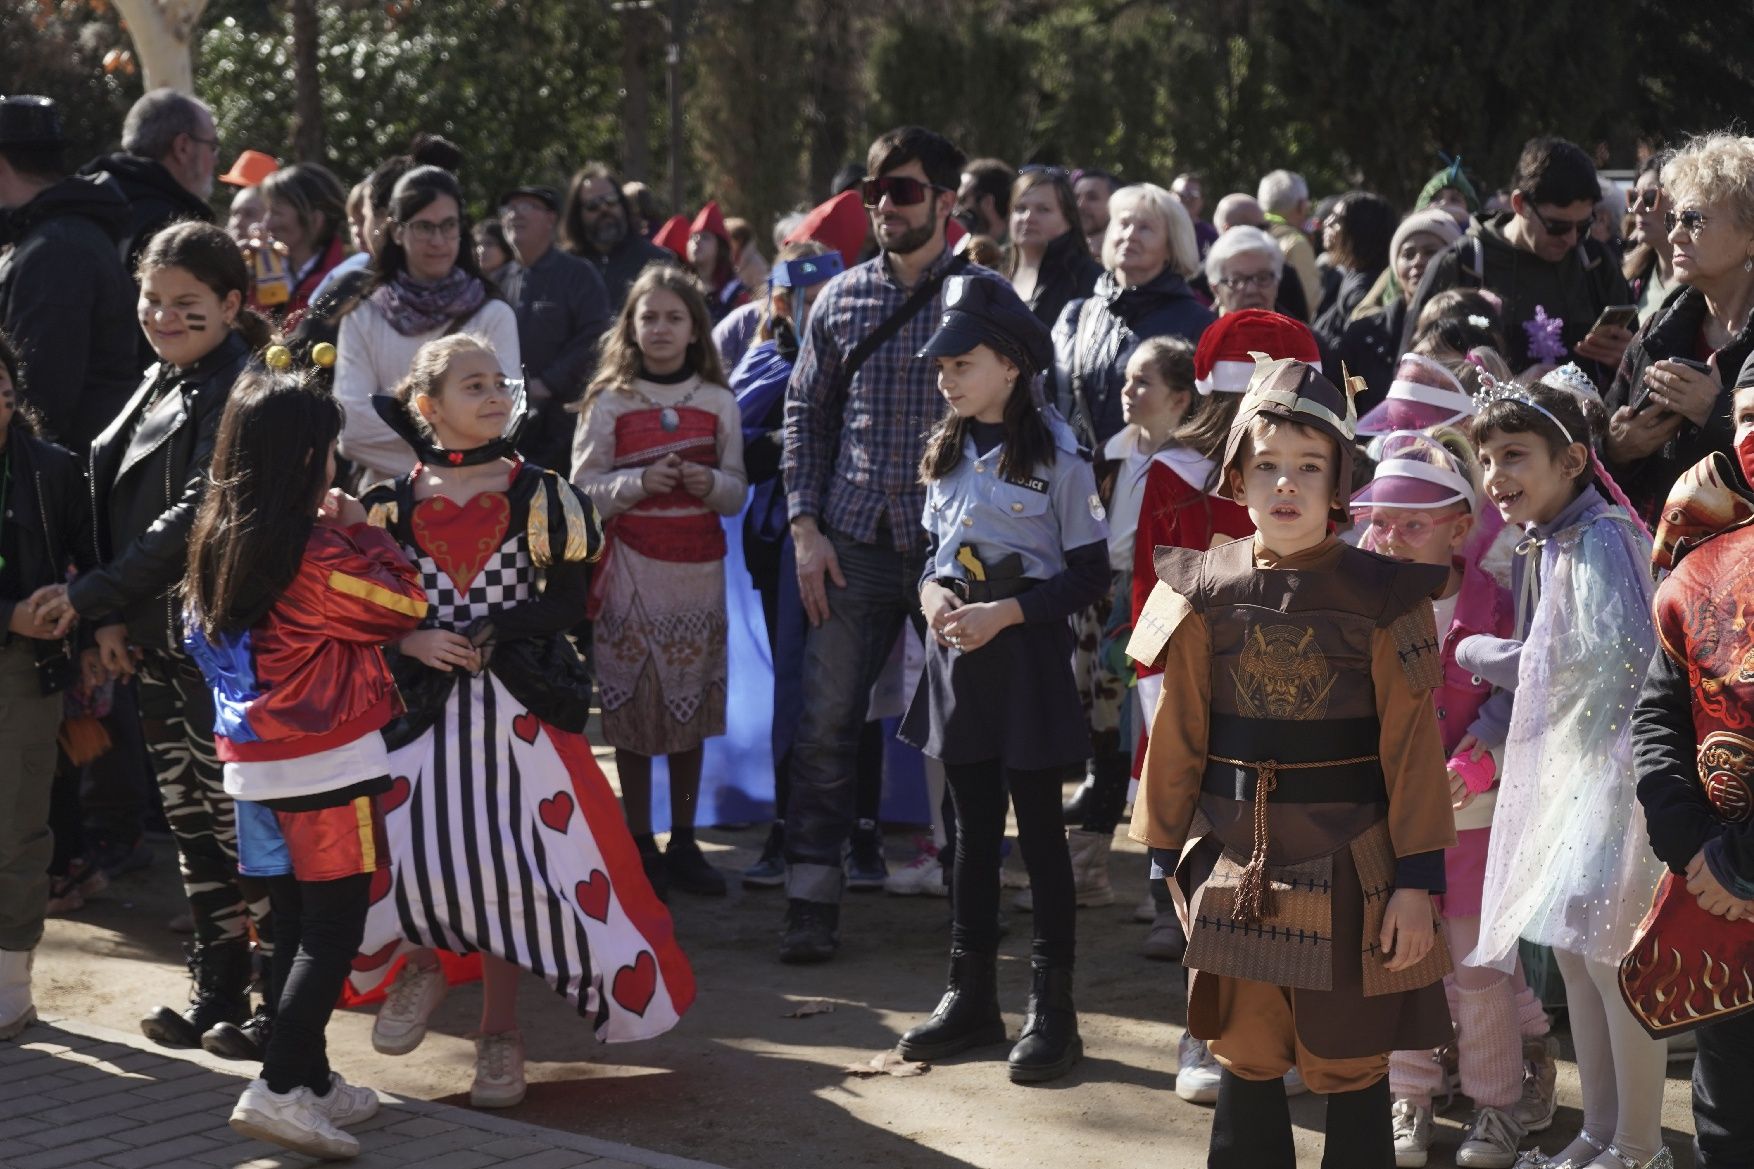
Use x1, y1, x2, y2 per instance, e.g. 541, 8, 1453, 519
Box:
219, 149, 280, 188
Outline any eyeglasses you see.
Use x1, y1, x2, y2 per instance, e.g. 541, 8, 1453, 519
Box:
1628, 187, 1661, 213
1533, 211, 1594, 239
402, 218, 462, 242
1665, 208, 1710, 240
1216, 271, 1276, 290
188, 134, 221, 153
860, 175, 948, 208
1362, 512, 1461, 547
577, 194, 618, 213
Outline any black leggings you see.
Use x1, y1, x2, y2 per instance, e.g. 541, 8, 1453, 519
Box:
262, 873, 370, 1096
944, 761, 1075, 966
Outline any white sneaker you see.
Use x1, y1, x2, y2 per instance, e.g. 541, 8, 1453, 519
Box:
229, 1078, 359, 1160
314, 1072, 380, 1128
1455, 1105, 1526, 1168
1282, 1065, 1308, 1096
884, 840, 947, 897
372, 961, 448, 1055
1512, 1034, 1559, 1134
1392, 1097, 1433, 1168
0, 949, 35, 1040
1175, 1033, 1222, 1104
471, 1030, 526, 1108
1134, 893, 1156, 923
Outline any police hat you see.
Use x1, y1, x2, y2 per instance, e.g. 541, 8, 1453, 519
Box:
918, 275, 1054, 375
0, 96, 64, 149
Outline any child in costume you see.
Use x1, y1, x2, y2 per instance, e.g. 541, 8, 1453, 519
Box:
352, 333, 693, 1109
572, 265, 748, 900
1128, 355, 1457, 1168
1352, 425, 1533, 1169
1626, 367, 1754, 1169
1461, 372, 1668, 1169
894, 275, 1108, 1084
184, 365, 427, 1160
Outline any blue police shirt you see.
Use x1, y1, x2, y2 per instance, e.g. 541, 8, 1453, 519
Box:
921, 411, 1108, 585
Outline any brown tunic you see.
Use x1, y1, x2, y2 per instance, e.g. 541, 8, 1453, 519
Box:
1129, 535, 1457, 1071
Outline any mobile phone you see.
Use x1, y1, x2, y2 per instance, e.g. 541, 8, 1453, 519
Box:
1671, 357, 1712, 375
1592, 305, 1638, 333
1632, 356, 1713, 414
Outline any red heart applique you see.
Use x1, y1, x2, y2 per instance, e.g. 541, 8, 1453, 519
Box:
538, 790, 574, 833
380, 776, 412, 816
352, 940, 399, 973
611, 951, 657, 1016
369, 867, 392, 906
512, 711, 541, 745
575, 871, 611, 923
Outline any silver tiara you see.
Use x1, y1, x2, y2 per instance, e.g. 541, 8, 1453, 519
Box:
1538, 362, 1603, 405
1475, 371, 1576, 445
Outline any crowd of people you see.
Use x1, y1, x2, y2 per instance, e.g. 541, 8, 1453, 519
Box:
0, 81, 1751, 1169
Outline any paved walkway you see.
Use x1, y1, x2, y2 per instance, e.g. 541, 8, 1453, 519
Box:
0, 1015, 729, 1169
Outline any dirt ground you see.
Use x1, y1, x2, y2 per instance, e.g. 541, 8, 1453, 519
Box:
34, 749, 1699, 1169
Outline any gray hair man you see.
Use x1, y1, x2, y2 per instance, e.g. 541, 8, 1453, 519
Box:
1256, 169, 1320, 319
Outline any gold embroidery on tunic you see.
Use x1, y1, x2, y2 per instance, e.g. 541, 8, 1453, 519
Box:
1233, 623, 1335, 719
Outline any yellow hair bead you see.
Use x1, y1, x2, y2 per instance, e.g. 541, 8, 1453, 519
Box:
264, 344, 293, 371
311, 342, 337, 368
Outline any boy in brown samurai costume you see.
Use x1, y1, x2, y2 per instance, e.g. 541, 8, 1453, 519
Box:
1128, 355, 1457, 1168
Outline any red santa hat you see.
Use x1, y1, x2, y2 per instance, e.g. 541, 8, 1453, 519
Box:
1193, 309, 1321, 396
785, 190, 867, 269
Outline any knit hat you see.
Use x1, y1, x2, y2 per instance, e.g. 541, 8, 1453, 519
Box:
1222, 357, 1359, 524
1357, 353, 1476, 435
1390, 209, 1462, 270
784, 190, 867, 270
1350, 430, 1478, 512
1416, 160, 1479, 214
1193, 309, 1321, 395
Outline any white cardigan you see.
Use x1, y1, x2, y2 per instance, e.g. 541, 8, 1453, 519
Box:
334, 296, 522, 481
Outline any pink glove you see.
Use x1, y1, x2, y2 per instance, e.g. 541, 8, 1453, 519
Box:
1448, 748, 1497, 795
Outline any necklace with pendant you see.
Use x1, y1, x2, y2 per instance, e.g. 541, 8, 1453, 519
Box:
629, 382, 698, 432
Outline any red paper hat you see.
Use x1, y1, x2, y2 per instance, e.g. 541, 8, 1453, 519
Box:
690, 199, 729, 243
785, 190, 867, 269
1193, 309, 1320, 395
652, 214, 691, 258
1356, 353, 1475, 436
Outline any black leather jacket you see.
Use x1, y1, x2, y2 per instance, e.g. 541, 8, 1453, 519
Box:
67, 331, 249, 651
0, 426, 100, 690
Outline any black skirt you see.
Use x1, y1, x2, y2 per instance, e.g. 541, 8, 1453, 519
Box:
898, 617, 1090, 770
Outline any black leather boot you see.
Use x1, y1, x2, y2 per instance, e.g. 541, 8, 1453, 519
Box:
1209, 1068, 1295, 1169
898, 949, 1006, 1061
1321, 1076, 1394, 1169
202, 1003, 272, 1060
1006, 962, 1082, 1082
141, 941, 251, 1049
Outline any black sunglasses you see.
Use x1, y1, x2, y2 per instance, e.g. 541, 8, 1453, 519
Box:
1534, 210, 1594, 239
861, 175, 948, 208
1665, 208, 1710, 239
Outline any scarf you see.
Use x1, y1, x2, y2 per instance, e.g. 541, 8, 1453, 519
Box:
369, 267, 487, 337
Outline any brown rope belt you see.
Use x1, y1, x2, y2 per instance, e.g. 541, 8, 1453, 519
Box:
1208, 753, 1380, 925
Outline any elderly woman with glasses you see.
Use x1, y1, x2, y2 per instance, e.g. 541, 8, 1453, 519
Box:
335, 165, 521, 481
1604, 131, 1754, 524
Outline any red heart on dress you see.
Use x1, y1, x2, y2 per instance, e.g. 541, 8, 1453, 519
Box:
538, 790, 574, 833
380, 776, 412, 816
369, 867, 391, 906
575, 871, 611, 923
611, 950, 657, 1016
512, 712, 541, 745
352, 939, 399, 973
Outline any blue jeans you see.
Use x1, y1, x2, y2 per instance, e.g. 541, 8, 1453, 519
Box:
784, 533, 924, 903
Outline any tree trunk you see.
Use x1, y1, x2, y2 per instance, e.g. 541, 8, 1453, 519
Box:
804, 0, 855, 203
619, 8, 651, 181
111, 0, 208, 93
289, 0, 323, 161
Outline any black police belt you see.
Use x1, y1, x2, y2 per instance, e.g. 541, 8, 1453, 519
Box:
941, 575, 1040, 604
1201, 715, 1387, 805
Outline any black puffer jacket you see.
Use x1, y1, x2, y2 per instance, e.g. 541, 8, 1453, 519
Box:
1051, 267, 1216, 446
67, 331, 250, 651
1603, 283, 1754, 525
0, 425, 100, 690
0, 173, 140, 454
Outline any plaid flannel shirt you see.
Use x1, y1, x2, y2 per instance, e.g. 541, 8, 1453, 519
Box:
783, 246, 994, 553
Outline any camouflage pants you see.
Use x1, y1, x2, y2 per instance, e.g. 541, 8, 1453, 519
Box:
1071, 573, 1132, 737
137, 648, 271, 952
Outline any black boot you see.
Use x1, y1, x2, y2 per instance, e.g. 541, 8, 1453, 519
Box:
898, 949, 1006, 1061
1209, 1068, 1295, 1169
202, 1002, 272, 1060
778, 898, 839, 964
1006, 962, 1082, 1083
141, 941, 251, 1049
1321, 1076, 1394, 1169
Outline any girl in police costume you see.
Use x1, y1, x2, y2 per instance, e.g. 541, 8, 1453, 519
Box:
895, 274, 1110, 1083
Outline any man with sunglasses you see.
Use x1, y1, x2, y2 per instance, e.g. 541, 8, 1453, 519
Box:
558, 162, 673, 312
780, 125, 998, 963
1405, 136, 1632, 385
